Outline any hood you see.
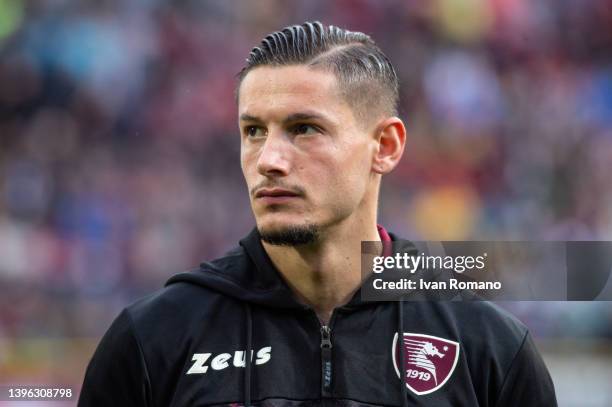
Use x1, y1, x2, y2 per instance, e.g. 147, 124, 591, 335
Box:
166, 228, 307, 309
165, 226, 419, 310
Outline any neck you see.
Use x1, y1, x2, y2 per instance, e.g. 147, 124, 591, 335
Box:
262, 215, 380, 325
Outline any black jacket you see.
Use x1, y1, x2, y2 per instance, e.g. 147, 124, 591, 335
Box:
79, 229, 557, 406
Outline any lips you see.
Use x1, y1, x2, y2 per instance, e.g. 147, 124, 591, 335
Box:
255, 188, 300, 198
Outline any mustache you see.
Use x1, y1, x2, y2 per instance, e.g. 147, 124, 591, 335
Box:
250, 181, 306, 197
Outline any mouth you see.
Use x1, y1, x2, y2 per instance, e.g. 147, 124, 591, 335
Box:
254, 188, 301, 204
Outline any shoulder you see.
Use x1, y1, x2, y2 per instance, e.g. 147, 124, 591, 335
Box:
129, 279, 212, 315
123, 279, 229, 338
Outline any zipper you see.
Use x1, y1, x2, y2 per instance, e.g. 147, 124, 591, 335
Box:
320, 324, 333, 396
317, 310, 339, 398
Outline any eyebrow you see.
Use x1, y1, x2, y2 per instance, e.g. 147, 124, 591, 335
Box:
239, 112, 331, 125
239, 113, 261, 122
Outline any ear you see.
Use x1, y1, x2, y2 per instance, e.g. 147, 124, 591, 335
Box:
372, 117, 407, 174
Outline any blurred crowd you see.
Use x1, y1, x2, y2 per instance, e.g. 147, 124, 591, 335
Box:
1, 0, 612, 347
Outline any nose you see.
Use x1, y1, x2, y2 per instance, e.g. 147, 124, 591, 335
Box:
256, 130, 291, 177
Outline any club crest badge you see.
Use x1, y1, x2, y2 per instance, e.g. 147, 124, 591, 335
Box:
392, 332, 460, 395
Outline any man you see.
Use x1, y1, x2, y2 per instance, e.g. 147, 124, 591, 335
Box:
79, 22, 557, 406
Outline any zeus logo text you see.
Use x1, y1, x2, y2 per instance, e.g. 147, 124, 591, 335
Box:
186, 346, 272, 374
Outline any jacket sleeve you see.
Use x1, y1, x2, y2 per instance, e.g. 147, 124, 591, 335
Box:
78, 309, 151, 407
494, 331, 557, 407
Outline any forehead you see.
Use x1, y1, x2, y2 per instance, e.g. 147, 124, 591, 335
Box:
238, 66, 354, 122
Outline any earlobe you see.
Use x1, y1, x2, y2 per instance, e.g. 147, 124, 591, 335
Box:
372, 117, 407, 175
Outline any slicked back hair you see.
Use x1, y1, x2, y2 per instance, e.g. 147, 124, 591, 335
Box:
237, 21, 399, 123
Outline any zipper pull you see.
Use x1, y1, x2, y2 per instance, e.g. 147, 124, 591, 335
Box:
320, 325, 332, 349
320, 325, 333, 396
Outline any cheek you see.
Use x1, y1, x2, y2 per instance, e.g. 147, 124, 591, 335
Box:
317, 145, 372, 199
347, 148, 375, 197
336, 140, 373, 177
240, 149, 256, 182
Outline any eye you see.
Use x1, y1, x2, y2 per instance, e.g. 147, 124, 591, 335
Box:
245, 126, 266, 139
290, 123, 320, 136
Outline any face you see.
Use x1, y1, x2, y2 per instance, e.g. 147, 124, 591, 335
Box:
238, 65, 379, 244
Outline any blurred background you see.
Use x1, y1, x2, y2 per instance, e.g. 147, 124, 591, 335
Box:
0, 0, 611, 405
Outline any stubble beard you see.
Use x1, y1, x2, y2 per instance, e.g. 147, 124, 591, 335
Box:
258, 223, 320, 246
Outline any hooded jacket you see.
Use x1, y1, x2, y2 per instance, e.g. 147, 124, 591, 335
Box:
78, 227, 557, 406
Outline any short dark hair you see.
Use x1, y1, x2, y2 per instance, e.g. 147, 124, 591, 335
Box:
237, 21, 399, 122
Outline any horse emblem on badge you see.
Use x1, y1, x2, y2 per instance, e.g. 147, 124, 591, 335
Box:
392, 332, 460, 395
